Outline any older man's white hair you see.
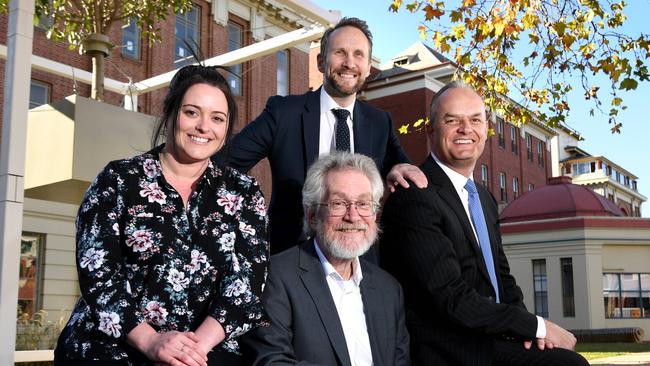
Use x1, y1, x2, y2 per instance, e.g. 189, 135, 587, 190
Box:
302, 152, 384, 237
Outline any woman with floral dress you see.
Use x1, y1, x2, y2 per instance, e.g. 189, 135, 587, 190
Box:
54, 65, 269, 366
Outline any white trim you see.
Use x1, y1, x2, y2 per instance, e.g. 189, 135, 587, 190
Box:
1, 2, 34, 363
0, 44, 126, 94
270, 0, 340, 26
133, 24, 327, 95
251, 9, 265, 42
230, 0, 250, 21
362, 70, 449, 100
212, 0, 229, 26
15, 350, 54, 363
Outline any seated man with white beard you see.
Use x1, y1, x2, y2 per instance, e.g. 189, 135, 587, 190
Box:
242, 152, 410, 366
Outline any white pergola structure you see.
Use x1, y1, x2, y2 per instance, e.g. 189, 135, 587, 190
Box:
0, 0, 339, 363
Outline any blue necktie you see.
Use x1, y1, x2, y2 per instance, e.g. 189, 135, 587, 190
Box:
331, 108, 351, 152
465, 179, 500, 303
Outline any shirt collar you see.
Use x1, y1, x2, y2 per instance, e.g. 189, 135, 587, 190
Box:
320, 87, 355, 120
313, 239, 363, 286
430, 152, 474, 195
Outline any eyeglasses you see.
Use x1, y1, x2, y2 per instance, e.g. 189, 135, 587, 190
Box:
317, 200, 379, 217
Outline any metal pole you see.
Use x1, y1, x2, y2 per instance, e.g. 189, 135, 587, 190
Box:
0, 0, 35, 362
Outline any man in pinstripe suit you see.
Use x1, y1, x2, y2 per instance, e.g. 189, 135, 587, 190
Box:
380, 81, 588, 366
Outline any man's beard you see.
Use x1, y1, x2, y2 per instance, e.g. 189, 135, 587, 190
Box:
316, 221, 378, 260
323, 69, 366, 98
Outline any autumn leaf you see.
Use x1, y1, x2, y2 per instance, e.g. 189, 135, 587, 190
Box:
389, 0, 402, 12
418, 25, 427, 40
423, 4, 444, 20
389, 0, 649, 132
620, 78, 638, 90
413, 118, 428, 128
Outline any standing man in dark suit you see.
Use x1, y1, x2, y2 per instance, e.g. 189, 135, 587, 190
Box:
380, 81, 588, 366
242, 152, 410, 366
225, 17, 426, 254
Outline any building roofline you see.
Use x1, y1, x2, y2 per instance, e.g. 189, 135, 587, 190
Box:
561, 153, 640, 180
501, 216, 650, 234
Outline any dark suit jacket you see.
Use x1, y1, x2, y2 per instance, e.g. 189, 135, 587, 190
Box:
224, 88, 410, 253
380, 157, 538, 366
242, 240, 410, 366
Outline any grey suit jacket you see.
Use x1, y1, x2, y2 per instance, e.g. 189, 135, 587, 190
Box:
242, 240, 410, 366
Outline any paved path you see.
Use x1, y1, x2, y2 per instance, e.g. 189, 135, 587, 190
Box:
589, 352, 650, 365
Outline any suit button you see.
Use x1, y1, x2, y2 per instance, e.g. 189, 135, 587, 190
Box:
487, 296, 494, 302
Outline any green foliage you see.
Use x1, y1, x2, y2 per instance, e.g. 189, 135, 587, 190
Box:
389, 0, 650, 133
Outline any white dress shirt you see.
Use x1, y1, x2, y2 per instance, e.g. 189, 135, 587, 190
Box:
319, 88, 355, 156
430, 153, 546, 339
314, 241, 373, 366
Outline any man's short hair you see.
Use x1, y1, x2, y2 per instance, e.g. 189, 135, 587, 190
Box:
428, 80, 480, 123
302, 152, 383, 236
319, 17, 373, 59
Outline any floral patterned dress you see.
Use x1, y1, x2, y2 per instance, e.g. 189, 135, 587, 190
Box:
56, 146, 269, 364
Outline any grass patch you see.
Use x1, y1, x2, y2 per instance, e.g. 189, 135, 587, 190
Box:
576, 342, 650, 361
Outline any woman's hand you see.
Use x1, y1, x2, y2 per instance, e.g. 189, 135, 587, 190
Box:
127, 323, 208, 366
194, 315, 226, 354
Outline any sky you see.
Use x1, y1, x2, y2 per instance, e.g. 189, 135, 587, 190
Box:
312, 0, 650, 217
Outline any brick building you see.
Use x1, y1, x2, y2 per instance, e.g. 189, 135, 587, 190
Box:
1, 0, 325, 199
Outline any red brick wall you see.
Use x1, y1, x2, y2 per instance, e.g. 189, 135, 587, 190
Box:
367, 88, 434, 165
309, 45, 322, 90
475, 125, 550, 204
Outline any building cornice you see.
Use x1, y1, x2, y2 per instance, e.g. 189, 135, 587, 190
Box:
501, 216, 650, 234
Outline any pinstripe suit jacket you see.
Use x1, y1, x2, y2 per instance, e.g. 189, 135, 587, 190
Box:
380, 157, 538, 366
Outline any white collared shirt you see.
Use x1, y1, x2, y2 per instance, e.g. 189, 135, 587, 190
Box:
314, 241, 373, 366
319, 88, 355, 156
430, 152, 479, 243
429, 153, 546, 339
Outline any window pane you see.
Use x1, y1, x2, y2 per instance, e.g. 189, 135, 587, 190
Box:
227, 21, 243, 96
642, 291, 650, 318
641, 274, 650, 290
18, 234, 43, 317
561, 258, 575, 317
621, 274, 640, 291
122, 17, 140, 59
621, 292, 642, 318
604, 290, 621, 318
174, 6, 200, 68
277, 50, 289, 96
603, 273, 620, 291
29, 81, 50, 109
532, 259, 548, 318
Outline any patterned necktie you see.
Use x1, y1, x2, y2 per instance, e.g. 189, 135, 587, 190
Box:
331, 108, 351, 152
464, 179, 500, 303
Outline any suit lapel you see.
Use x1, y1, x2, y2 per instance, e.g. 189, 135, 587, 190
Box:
299, 241, 352, 366
352, 100, 373, 156
422, 157, 493, 284
302, 89, 321, 171
359, 265, 386, 366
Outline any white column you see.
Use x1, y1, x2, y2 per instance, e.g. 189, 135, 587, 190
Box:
0, 0, 34, 363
